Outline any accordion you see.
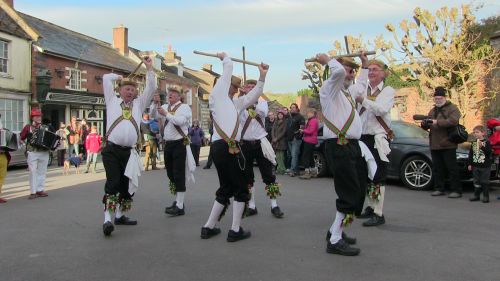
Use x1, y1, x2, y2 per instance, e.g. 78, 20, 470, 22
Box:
0, 129, 18, 151
30, 127, 60, 150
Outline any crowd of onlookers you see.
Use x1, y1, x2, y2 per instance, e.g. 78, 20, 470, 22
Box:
202, 102, 320, 180
55, 116, 101, 174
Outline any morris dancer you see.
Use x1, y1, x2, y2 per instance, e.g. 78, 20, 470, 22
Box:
356, 60, 394, 227
239, 80, 284, 218
150, 87, 194, 217
101, 57, 156, 236
316, 52, 371, 256
20, 109, 50, 200
201, 52, 268, 242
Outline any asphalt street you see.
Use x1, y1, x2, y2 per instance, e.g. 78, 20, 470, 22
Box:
0, 148, 499, 281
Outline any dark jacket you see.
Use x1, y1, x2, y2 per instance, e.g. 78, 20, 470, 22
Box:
425, 101, 461, 150
468, 139, 493, 168
286, 112, 305, 141
188, 126, 205, 146
272, 119, 287, 151
265, 117, 275, 140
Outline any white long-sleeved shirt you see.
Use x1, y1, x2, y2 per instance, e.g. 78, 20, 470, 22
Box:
359, 81, 395, 135
209, 56, 264, 142
149, 100, 192, 141
319, 59, 367, 140
103, 71, 156, 147
240, 99, 268, 141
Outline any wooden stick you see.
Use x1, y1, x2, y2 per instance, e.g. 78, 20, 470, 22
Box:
193, 50, 262, 67
305, 50, 377, 63
127, 61, 144, 78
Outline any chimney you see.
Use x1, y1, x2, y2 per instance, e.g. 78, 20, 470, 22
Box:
202, 64, 212, 71
165, 44, 182, 64
113, 25, 128, 56
4, 0, 13, 8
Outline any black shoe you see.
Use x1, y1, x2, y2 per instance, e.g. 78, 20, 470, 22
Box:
114, 216, 138, 225
203, 166, 211, 170
103, 221, 114, 236
431, 190, 446, 196
165, 205, 185, 216
271, 206, 284, 218
447, 192, 462, 198
201, 227, 221, 239
326, 231, 356, 245
362, 214, 385, 227
164, 201, 177, 212
469, 196, 480, 202
326, 239, 360, 256
227, 227, 251, 242
246, 207, 258, 217
357, 206, 374, 219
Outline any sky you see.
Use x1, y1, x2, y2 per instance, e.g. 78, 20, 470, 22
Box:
13, 0, 500, 93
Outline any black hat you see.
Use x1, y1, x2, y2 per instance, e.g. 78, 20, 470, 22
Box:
434, 87, 447, 97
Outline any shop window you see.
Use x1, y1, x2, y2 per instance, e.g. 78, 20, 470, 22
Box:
0, 98, 24, 131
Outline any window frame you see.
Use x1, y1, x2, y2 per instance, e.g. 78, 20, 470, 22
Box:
0, 39, 9, 74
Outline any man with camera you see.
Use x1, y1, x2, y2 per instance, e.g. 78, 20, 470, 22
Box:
420, 87, 462, 198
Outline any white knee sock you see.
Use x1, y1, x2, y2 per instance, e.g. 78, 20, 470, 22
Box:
374, 185, 385, 216
176, 192, 185, 209
270, 199, 278, 208
115, 206, 123, 219
249, 187, 256, 209
104, 205, 114, 223
329, 211, 345, 244
231, 201, 246, 232
204, 201, 225, 228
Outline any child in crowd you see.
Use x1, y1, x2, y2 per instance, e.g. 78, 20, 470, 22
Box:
84, 125, 101, 173
468, 125, 493, 203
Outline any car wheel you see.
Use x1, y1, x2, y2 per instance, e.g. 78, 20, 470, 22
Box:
400, 155, 433, 190
313, 151, 328, 177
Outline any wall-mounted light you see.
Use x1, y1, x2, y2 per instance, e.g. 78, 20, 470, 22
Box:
54, 68, 65, 78
95, 75, 103, 84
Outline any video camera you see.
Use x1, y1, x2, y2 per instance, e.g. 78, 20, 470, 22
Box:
413, 114, 433, 129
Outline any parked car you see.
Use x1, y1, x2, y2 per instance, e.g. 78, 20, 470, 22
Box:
313, 120, 497, 191
7, 135, 53, 168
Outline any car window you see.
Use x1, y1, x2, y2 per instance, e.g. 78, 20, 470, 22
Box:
393, 122, 429, 138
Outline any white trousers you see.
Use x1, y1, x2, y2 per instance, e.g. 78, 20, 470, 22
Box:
27, 151, 49, 194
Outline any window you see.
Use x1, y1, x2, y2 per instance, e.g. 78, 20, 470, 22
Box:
0, 39, 8, 74
0, 98, 24, 131
68, 68, 81, 90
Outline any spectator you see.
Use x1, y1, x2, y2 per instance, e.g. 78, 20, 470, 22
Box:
55, 122, 68, 167
80, 119, 89, 158
299, 108, 319, 179
272, 109, 288, 174
468, 125, 493, 203
84, 125, 102, 173
265, 111, 275, 141
189, 120, 205, 166
66, 116, 80, 157
422, 87, 462, 198
203, 116, 214, 169
140, 113, 158, 171
286, 103, 305, 177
